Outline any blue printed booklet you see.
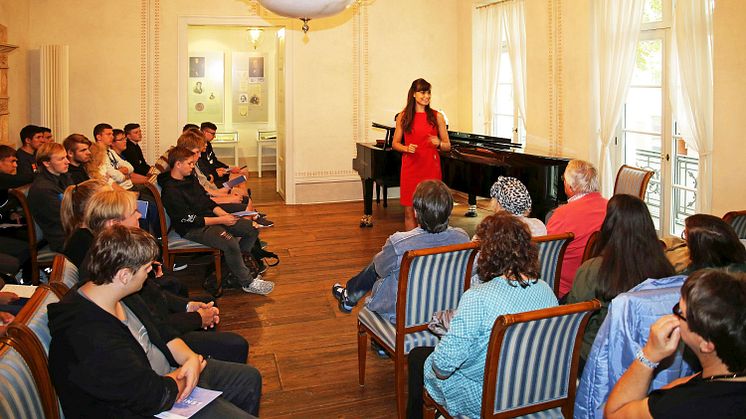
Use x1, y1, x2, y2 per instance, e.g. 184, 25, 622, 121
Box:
224, 175, 247, 189
155, 387, 222, 419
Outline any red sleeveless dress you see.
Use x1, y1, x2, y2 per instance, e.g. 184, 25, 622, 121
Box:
400, 111, 442, 206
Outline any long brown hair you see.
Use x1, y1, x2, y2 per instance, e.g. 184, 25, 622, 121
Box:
589, 194, 675, 300
401, 78, 438, 133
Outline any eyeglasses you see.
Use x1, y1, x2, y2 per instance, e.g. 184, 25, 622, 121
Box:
672, 302, 687, 322
680, 229, 688, 240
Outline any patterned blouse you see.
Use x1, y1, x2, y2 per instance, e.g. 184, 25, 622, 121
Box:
424, 277, 558, 418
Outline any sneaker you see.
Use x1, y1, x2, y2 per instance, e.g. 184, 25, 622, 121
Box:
253, 216, 274, 228
242, 277, 275, 295
172, 263, 188, 272
331, 283, 354, 313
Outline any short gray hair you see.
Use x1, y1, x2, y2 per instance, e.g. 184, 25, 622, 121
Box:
564, 160, 599, 194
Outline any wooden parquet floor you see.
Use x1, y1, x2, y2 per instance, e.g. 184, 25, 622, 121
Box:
176, 173, 491, 419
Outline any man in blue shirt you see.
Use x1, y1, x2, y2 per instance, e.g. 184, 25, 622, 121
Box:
332, 179, 469, 323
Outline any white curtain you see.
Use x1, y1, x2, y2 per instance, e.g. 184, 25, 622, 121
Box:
672, 0, 713, 213
591, 0, 644, 195
475, 5, 504, 134
503, 0, 528, 135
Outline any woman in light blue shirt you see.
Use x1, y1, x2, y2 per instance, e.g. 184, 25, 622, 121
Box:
407, 212, 558, 419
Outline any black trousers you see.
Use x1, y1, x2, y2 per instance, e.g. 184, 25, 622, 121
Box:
407, 346, 436, 419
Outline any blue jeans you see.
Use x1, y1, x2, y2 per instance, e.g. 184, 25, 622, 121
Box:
345, 262, 378, 305
193, 359, 262, 418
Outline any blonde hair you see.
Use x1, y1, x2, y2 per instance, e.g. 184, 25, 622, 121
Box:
564, 159, 599, 194
85, 142, 108, 180
35, 142, 65, 166
84, 189, 138, 234
61, 179, 110, 237
176, 130, 206, 151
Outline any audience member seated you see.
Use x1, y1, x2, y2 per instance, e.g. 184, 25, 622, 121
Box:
200, 121, 249, 187
566, 194, 675, 367
331, 179, 470, 321
121, 123, 155, 178
60, 179, 110, 267
488, 175, 546, 236
0, 145, 32, 282
112, 128, 152, 185
605, 269, 746, 418
93, 123, 134, 189
39, 126, 54, 143
48, 225, 262, 417
62, 133, 93, 184
28, 142, 74, 252
65, 188, 249, 363
406, 212, 559, 419
158, 146, 274, 295
15, 124, 45, 176
680, 213, 746, 275
547, 159, 608, 297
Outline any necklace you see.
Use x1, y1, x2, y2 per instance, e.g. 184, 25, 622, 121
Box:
701, 371, 746, 381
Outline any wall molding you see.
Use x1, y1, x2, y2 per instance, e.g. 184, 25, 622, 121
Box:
547, 0, 564, 157
352, 2, 370, 145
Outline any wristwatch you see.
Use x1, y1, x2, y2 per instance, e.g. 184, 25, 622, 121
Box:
635, 349, 659, 369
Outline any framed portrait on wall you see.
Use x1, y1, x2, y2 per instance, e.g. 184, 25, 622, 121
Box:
232, 52, 268, 123
187, 51, 224, 123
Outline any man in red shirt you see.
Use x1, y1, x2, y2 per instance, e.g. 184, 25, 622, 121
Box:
547, 159, 607, 297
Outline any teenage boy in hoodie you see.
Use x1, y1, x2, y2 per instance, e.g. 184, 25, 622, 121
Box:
48, 225, 262, 418
157, 146, 273, 295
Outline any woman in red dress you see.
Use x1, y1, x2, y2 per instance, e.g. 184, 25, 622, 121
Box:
391, 78, 451, 230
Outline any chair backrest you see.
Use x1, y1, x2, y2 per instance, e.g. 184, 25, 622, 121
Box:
49, 254, 78, 295
9, 188, 43, 284
483, 300, 601, 419
533, 233, 574, 297
580, 230, 601, 264
396, 241, 480, 331
613, 165, 654, 199
3, 284, 63, 419
723, 210, 746, 239
143, 183, 171, 251
0, 342, 48, 419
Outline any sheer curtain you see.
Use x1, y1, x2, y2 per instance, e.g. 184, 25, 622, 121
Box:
672, 0, 713, 213
591, 0, 644, 195
475, 5, 504, 134
503, 0, 527, 136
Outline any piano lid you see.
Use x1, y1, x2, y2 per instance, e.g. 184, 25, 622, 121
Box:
372, 122, 522, 151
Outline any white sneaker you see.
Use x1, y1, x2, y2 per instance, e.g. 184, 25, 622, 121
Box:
241, 277, 275, 295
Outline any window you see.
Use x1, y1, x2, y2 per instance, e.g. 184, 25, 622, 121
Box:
492, 44, 524, 142
616, 0, 697, 236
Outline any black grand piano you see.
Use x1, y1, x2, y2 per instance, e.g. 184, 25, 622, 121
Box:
352, 123, 570, 226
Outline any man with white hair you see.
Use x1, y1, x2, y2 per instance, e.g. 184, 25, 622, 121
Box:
547, 159, 607, 297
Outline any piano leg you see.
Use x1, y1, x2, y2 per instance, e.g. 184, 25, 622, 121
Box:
383, 186, 388, 208
465, 194, 478, 217
375, 183, 380, 204
360, 178, 374, 227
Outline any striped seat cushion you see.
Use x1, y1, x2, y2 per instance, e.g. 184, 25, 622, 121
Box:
61, 257, 79, 289
167, 231, 212, 250
358, 307, 439, 354
25, 290, 60, 355
492, 312, 586, 416
729, 215, 746, 239
0, 346, 46, 419
37, 246, 58, 265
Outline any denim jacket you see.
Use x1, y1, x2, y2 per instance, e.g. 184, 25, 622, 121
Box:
365, 226, 470, 323
574, 275, 694, 419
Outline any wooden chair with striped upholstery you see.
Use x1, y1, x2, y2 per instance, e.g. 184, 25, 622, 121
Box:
722, 210, 746, 239
49, 254, 79, 296
613, 165, 654, 200
9, 188, 60, 284
0, 341, 54, 419
534, 233, 575, 297
144, 183, 223, 292
3, 284, 65, 418
357, 241, 480, 419
423, 300, 601, 419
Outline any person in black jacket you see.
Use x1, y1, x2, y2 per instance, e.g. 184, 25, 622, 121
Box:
28, 142, 74, 252
158, 146, 274, 295
0, 145, 33, 281
122, 122, 155, 177
16, 124, 45, 177
62, 133, 92, 184
48, 225, 261, 418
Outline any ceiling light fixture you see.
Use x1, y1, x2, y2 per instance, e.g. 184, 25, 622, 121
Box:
257, 0, 355, 33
